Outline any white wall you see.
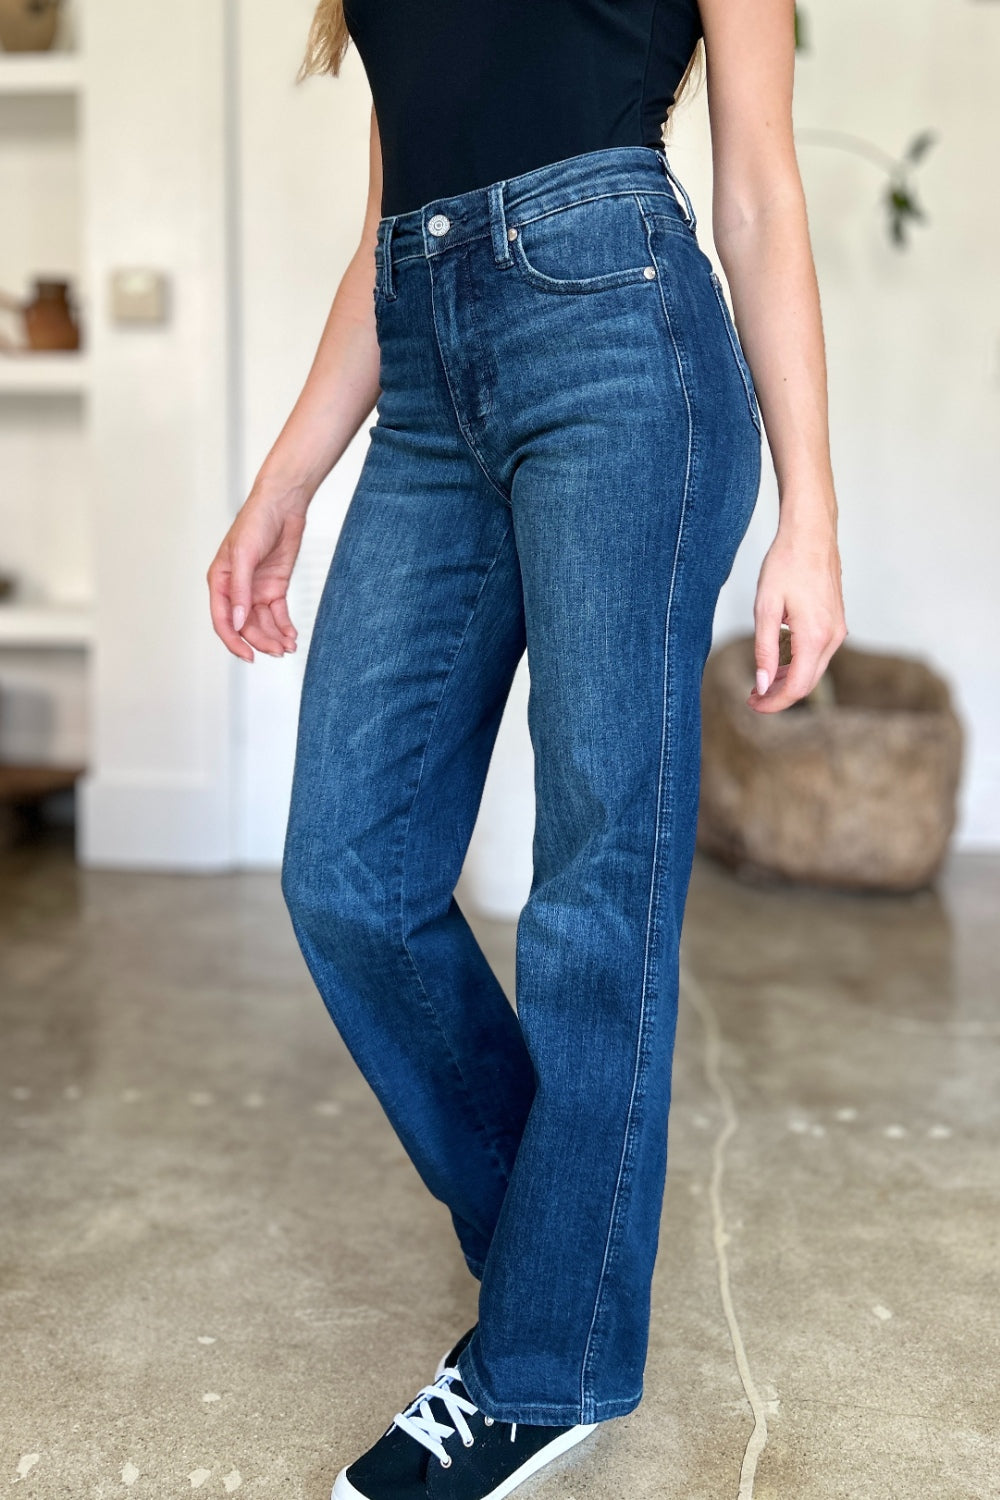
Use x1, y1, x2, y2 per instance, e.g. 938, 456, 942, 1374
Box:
78, 0, 236, 866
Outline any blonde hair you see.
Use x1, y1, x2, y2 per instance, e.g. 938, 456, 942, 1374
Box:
296, 0, 705, 129
296, 0, 350, 82
665, 39, 705, 136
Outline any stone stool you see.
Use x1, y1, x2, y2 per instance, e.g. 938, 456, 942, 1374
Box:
697, 635, 964, 891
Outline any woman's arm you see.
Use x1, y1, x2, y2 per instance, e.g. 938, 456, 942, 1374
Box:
698, 0, 848, 711
207, 106, 384, 662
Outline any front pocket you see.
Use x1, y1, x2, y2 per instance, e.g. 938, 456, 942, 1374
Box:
509, 192, 659, 295
708, 272, 762, 434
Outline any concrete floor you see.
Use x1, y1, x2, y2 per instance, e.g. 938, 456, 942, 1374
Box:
1, 836, 998, 1499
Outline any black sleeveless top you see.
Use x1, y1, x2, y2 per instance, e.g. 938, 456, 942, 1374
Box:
342, 0, 703, 217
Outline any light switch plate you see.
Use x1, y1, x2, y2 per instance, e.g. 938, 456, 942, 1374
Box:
109, 268, 170, 324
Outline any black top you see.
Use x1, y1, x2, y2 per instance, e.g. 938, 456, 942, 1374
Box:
343, 0, 704, 217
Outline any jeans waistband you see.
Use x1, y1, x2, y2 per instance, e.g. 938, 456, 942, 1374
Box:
374, 144, 697, 298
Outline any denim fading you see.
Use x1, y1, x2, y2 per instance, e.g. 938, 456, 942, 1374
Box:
281, 144, 762, 1426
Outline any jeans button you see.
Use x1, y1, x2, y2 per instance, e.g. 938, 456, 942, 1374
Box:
427, 214, 451, 237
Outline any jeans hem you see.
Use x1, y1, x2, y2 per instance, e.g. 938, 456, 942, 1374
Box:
457, 1342, 643, 1426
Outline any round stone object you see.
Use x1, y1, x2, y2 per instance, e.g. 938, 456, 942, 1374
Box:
697, 635, 964, 891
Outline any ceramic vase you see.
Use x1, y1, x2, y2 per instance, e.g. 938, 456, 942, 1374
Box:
0, 0, 63, 53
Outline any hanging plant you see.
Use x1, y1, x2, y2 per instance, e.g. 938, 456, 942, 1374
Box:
884, 131, 937, 246
794, 127, 937, 248
791, 10, 936, 248
794, 5, 808, 51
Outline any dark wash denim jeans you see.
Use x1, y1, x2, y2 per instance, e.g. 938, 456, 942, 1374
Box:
281, 144, 762, 1426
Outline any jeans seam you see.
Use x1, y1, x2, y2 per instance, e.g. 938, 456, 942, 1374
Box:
385, 195, 684, 265
639, 209, 697, 238
577, 198, 695, 1418
709, 272, 762, 435
461, 246, 494, 422
509, 235, 657, 296
459, 1340, 644, 1425
427, 266, 512, 505
397, 514, 518, 1193
511, 186, 665, 231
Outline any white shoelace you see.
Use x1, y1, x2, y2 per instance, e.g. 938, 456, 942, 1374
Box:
392, 1366, 480, 1467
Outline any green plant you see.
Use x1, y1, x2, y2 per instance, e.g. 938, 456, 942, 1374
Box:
792, 8, 936, 248
794, 127, 937, 248
794, 4, 808, 51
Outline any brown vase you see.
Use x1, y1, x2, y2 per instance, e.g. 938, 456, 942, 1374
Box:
0, 0, 63, 52
21, 279, 80, 350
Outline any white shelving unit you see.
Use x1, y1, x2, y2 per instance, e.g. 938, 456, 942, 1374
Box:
0, 352, 90, 395
0, 17, 92, 773
0, 604, 93, 649
0, 52, 82, 95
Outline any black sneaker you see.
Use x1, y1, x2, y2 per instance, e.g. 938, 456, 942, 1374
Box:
332, 1354, 598, 1500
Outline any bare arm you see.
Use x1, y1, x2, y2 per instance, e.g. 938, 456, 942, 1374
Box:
207, 106, 384, 662
699, 0, 848, 711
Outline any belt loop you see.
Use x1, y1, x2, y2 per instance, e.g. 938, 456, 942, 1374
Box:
488, 182, 513, 267
658, 148, 698, 234
379, 215, 398, 299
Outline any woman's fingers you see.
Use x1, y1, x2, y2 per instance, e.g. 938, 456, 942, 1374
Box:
748, 524, 847, 713
208, 558, 254, 663
775, 628, 823, 705
269, 592, 298, 645
228, 543, 257, 639
208, 502, 304, 662
240, 601, 292, 657
750, 597, 783, 700
748, 616, 842, 712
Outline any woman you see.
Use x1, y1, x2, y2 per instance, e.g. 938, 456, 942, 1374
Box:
208, 1, 847, 1495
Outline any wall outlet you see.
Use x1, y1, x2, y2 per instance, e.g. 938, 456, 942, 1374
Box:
108, 268, 170, 325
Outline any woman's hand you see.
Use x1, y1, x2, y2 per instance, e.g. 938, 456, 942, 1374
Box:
205, 109, 385, 665
207, 481, 308, 662
748, 508, 848, 712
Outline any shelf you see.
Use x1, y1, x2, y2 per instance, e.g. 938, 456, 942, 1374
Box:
0, 604, 94, 649
0, 53, 83, 96
0, 353, 90, 395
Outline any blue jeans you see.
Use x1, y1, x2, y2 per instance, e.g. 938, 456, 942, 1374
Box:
281, 145, 761, 1426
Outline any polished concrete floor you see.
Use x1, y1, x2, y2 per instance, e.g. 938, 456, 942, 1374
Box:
1, 835, 998, 1499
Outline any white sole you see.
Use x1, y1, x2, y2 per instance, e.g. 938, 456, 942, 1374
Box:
331, 1421, 598, 1500
479, 1422, 598, 1500
331, 1472, 367, 1500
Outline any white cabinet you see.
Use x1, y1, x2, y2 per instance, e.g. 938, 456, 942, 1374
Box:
2, 2, 237, 864
0, 7, 92, 767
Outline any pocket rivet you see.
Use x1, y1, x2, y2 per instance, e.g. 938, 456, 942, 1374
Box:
507, 227, 518, 241
643, 266, 657, 280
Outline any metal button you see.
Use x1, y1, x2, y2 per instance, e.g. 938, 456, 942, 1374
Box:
427, 213, 451, 237
507, 227, 518, 241
643, 266, 657, 279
